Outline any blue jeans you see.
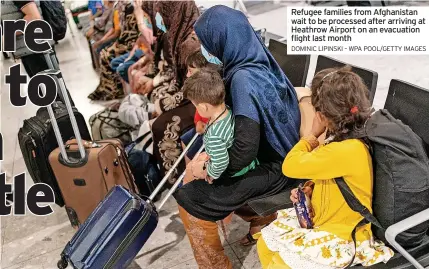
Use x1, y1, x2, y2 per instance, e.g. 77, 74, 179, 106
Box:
110, 49, 145, 83
180, 128, 204, 160
96, 40, 114, 54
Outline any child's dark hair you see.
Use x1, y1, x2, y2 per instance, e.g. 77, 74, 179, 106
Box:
183, 69, 225, 106
186, 49, 222, 73
311, 65, 371, 140
186, 50, 209, 69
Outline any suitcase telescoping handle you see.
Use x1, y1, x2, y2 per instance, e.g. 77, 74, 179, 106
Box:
44, 50, 60, 70
148, 133, 200, 202
158, 144, 205, 209
43, 50, 71, 104
38, 69, 86, 163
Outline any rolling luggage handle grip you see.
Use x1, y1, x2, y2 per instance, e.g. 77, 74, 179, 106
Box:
39, 69, 86, 163
147, 133, 200, 202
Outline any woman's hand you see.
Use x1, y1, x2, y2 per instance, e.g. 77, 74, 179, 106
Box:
132, 74, 153, 95
150, 111, 159, 119
190, 158, 206, 179
311, 112, 327, 138
92, 41, 101, 50
183, 164, 195, 184
140, 77, 154, 95
196, 152, 210, 162
205, 175, 214, 185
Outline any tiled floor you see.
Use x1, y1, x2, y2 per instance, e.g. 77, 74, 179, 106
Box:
1, 1, 429, 268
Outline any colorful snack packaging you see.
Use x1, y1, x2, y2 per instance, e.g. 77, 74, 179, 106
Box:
294, 184, 314, 229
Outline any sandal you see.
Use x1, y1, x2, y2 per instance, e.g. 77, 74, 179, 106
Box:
240, 232, 257, 246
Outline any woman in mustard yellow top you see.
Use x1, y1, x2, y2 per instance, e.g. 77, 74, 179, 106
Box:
258, 66, 394, 268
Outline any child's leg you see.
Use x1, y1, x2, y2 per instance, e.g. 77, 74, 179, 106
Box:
110, 52, 130, 72
118, 50, 144, 83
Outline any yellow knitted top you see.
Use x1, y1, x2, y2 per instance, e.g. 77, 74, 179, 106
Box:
283, 138, 374, 242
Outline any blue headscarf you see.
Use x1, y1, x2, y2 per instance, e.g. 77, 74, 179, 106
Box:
194, 5, 300, 157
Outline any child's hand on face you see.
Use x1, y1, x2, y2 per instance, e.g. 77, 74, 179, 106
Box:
195, 121, 206, 134
311, 112, 327, 138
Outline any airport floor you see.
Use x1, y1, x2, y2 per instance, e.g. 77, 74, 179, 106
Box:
1, 1, 429, 268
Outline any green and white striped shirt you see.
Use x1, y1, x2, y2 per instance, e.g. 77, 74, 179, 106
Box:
204, 109, 257, 180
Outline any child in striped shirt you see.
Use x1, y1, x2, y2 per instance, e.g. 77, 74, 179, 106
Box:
183, 69, 258, 183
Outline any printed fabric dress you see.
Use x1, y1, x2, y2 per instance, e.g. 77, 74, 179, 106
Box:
149, 1, 200, 183
262, 208, 393, 268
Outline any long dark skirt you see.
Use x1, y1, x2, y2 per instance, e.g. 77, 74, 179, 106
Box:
174, 160, 290, 222
152, 101, 196, 184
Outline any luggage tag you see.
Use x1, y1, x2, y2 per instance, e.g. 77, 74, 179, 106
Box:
294, 183, 314, 229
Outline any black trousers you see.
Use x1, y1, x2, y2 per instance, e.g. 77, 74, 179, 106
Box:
21, 52, 75, 106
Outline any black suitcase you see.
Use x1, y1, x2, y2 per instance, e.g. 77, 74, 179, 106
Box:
18, 104, 91, 206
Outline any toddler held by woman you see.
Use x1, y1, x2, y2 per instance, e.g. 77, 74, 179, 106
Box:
183, 69, 258, 184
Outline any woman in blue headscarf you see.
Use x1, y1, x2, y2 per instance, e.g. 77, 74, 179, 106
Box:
173, 5, 300, 268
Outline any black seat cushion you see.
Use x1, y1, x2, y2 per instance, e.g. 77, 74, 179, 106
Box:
315, 55, 378, 104
268, 39, 310, 87
248, 188, 293, 217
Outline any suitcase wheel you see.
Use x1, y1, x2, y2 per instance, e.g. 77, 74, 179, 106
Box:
57, 257, 68, 269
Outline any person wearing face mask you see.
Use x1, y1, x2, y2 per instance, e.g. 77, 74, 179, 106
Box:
173, 6, 301, 268
136, 1, 200, 185
88, 0, 140, 101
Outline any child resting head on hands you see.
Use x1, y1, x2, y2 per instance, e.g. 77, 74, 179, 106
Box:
257, 65, 394, 269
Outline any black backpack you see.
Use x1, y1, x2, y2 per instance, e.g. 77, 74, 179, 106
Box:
125, 133, 161, 200
40, 0, 67, 41
336, 109, 429, 248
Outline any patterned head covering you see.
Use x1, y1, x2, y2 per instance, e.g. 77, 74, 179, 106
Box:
155, 1, 201, 85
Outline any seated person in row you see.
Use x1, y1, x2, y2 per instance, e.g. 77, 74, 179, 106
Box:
257, 66, 393, 268
110, 4, 155, 88
91, 1, 120, 56
183, 69, 258, 184
86, 0, 114, 42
